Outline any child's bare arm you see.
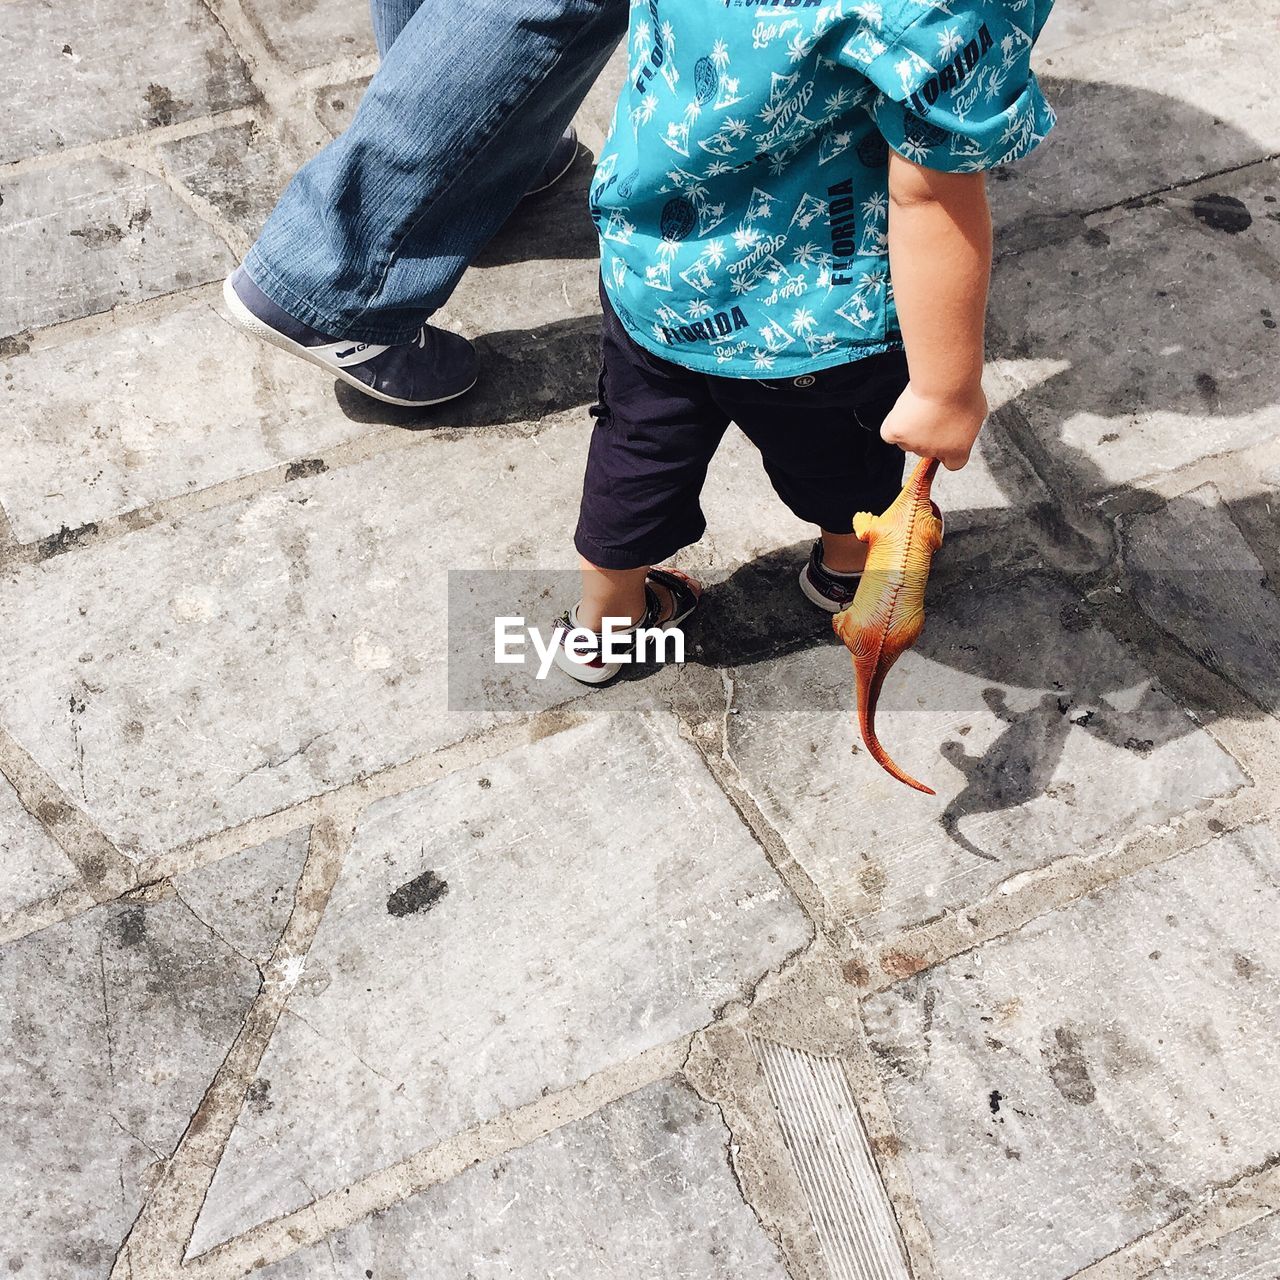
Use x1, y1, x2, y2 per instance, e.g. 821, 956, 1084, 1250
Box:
879, 153, 993, 470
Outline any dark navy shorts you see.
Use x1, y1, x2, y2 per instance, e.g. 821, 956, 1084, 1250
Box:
574, 286, 911, 570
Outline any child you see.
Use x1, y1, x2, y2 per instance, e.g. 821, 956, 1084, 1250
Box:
554, 0, 1055, 682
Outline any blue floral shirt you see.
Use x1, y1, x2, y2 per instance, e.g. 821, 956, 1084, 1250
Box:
591, 0, 1056, 377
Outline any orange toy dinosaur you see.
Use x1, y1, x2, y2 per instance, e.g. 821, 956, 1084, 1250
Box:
832, 456, 944, 794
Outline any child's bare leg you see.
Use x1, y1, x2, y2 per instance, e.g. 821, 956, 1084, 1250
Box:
577, 558, 649, 632
577, 557, 688, 631
820, 529, 869, 575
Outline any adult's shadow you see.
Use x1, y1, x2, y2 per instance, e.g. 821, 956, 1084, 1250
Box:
695, 78, 1279, 855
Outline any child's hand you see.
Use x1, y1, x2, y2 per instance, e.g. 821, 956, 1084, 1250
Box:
879, 381, 988, 470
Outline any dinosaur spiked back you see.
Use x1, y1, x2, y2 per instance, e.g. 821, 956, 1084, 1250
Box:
832, 456, 944, 793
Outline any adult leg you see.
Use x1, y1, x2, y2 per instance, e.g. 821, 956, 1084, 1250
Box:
244, 0, 626, 344
369, 0, 426, 57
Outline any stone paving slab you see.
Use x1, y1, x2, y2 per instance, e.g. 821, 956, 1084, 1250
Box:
0, 402, 875, 859
0, 0, 255, 163
189, 705, 811, 1250
0, 296, 395, 542
860, 815, 1280, 1280
1148, 429, 1280, 581
988, 197, 1279, 497
1155, 1211, 1280, 1279
0, 770, 79, 918
174, 827, 309, 966
158, 119, 298, 242
1, 5, 1276, 1278
753, 1037, 913, 1280
252, 1080, 790, 1279
1122, 483, 1280, 713
0, 157, 234, 340
721, 573, 1247, 941
241, 0, 375, 70
0, 268, 1015, 554
0, 423, 583, 858
0, 891, 264, 1277
992, 9, 1280, 233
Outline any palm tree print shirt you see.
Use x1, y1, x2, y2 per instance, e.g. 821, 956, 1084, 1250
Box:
590, 0, 1056, 377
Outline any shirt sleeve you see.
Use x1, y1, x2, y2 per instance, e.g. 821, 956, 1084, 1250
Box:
839, 3, 1057, 173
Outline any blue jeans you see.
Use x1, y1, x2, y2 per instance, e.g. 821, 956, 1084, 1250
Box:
243, 0, 625, 343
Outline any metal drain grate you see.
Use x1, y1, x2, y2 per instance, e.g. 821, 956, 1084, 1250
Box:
752, 1037, 912, 1280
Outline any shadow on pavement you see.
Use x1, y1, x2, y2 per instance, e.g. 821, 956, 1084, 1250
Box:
471, 151, 600, 268
693, 81, 1279, 848
374, 79, 1276, 853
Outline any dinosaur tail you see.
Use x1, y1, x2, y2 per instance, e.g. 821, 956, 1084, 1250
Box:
908, 455, 941, 499
855, 660, 935, 795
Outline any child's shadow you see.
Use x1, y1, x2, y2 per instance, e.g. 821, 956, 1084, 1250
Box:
696, 78, 1279, 853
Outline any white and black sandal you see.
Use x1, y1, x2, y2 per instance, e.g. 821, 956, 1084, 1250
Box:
798, 540, 863, 612
646, 567, 702, 629
553, 567, 702, 685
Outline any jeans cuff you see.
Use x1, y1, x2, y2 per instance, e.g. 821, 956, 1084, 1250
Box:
242, 247, 426, 345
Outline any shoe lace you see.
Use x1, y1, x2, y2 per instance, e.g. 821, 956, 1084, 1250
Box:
413, 326, 429, 349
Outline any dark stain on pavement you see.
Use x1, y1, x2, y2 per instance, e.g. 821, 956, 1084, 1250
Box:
285, 458, 328, 482
0, 330, 32, 358
1195, 371, 1220, 407
1044, 1026, 1096, 1105
387, 869, 449, 918
115, 906, 147, 948
144, 82, 190, 127
38, 522, 99, 561
69, 223, 125, 248
245, 1078, 272, 1114
1191, 193, 1252, 233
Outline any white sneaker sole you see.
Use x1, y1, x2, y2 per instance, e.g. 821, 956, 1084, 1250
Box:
553, 649, 621, 685
220, 275, 477, 409
799, 563, 859, 612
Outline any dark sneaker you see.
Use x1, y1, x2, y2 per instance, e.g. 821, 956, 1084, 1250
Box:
525, 127, 580, 197
798, 540, 863, 612
552, 567, 701, 685
221, 268, 478, 408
